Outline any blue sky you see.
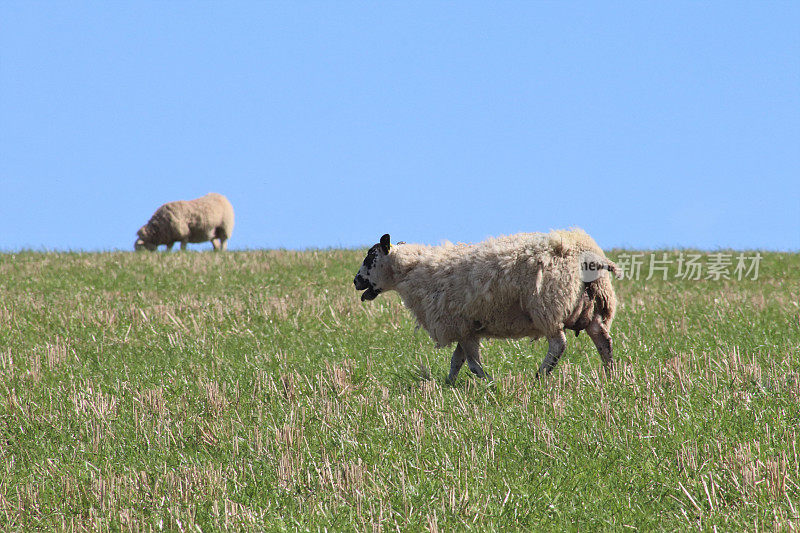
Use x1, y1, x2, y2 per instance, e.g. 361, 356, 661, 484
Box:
1, 2, 798, 251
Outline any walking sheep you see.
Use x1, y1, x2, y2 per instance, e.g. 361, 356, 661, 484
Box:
135, 193, 234, 251
353, 229, 619, 382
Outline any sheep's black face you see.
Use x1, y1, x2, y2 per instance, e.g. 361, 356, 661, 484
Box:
354, 244, 383, 300
354, 234, 391, 302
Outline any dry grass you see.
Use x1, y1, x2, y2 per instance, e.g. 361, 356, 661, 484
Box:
0, 249, 797, 530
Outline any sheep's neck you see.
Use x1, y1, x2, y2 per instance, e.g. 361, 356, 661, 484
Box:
385, 249, 425, 294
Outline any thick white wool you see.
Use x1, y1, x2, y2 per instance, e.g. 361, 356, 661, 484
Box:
381, 229, 616, 346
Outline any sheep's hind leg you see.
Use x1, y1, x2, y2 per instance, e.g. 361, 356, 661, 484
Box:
212, 237, 228, 251
463, 339, 491, 381
446, 343, 466, 384
587, 317, 613, 377
536, 330, 566, 378
166, 242, 175, 252
214, 227, 228, 251
180, 241, 187, 251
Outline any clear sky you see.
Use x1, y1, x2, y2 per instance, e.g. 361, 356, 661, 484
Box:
1, 2, 798, 251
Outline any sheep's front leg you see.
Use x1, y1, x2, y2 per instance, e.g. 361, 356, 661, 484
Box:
180, 241, 187, 251
446, 343, 466, 384
166, 242, 175, 252
587, 318, 613, 376
537, 330, 566, 377
463, 339, 491, 380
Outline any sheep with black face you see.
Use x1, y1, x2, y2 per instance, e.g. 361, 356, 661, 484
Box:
353, 230, 619, 383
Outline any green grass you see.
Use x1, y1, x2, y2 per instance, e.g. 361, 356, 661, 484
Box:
0, 249, 798, 531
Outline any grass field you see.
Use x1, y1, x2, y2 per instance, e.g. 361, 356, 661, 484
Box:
0, 248, 798, 531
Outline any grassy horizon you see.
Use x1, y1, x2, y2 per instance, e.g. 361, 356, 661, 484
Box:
0, 249, 798, 530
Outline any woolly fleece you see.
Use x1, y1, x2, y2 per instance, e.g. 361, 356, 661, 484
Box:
136, 193, 234, 251
363, 229, 617, 348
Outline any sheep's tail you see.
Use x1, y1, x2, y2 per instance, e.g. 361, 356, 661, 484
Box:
584, 257, 618, 328
602, 259, 620, 279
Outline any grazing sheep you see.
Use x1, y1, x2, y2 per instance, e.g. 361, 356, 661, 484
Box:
353, 229, 619, 382
135, 193, 234, 252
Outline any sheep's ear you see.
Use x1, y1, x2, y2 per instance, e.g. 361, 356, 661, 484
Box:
380, 234, 391, 254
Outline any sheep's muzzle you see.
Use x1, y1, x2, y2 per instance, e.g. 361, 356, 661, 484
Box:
354, 275, 381, 301
360, 287, 381, 301
135, 239, 156, 251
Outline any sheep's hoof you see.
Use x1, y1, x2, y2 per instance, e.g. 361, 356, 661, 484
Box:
534, 371, 551, 383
